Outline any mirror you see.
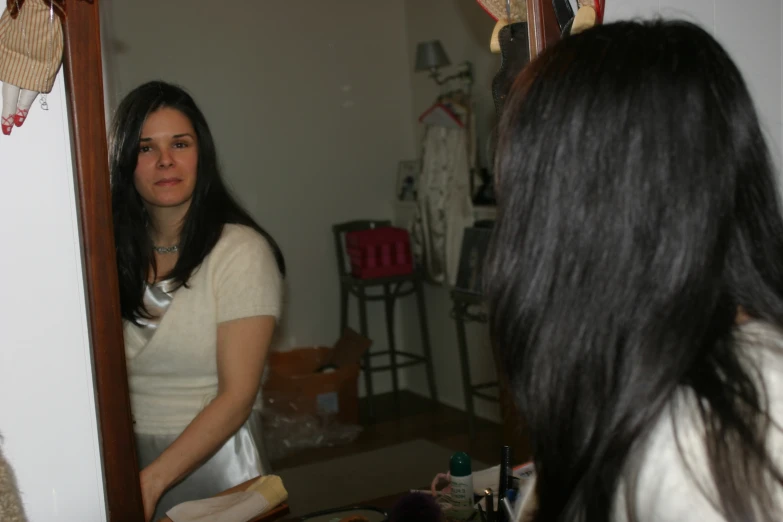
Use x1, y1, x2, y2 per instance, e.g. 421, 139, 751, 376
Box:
44, 0, 783, 519
74, 0, 515, 519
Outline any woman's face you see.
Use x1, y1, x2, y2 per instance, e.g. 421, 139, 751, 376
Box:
133, 107, 198, 211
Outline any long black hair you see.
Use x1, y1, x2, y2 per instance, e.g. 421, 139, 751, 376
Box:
487, 19, 783, 522
110, 81, 285, 323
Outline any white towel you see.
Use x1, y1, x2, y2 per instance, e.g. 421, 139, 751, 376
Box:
166, 475, 287, 522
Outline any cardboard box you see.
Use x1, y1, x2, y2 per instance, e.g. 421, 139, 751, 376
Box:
263, 328, 372, 424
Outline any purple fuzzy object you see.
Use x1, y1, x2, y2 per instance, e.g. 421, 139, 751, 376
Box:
388, 493, 444, 522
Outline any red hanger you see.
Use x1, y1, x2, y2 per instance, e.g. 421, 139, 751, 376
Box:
418, 103, 464, 129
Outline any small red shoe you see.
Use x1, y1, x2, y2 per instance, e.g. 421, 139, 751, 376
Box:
1, 114, 13, 135
13, 108, 29, 127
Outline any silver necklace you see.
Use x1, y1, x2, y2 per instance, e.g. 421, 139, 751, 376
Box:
147, 222, 179, 254
153, 244, 179, 254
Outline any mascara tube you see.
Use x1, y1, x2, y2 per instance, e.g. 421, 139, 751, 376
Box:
497, 445, 512, 522
485, 488, 495, 522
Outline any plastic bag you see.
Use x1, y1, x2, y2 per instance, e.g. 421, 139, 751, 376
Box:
261, 394, 363, 461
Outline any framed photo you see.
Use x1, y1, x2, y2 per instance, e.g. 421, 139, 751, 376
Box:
455, 226, 494, 295
396, 159, 420, 202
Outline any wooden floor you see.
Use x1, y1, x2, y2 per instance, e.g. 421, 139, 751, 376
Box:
269, 390, 532, 471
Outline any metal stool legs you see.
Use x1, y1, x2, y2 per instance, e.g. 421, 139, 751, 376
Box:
415, 277, 439, 405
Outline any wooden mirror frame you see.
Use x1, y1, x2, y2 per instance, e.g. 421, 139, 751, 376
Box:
526, 0, 562, 57
62, 1, 145, 519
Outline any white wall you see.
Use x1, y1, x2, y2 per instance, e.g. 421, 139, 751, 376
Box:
0, 73, 106, 520
611, 0, 783, 173
101, 0, 419, 396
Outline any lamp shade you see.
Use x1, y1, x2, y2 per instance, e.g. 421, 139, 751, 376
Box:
415, 40, 451, 71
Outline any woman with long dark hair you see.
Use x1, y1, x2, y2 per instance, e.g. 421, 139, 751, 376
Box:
487, 20, 783, 522
110, 81, 285, 521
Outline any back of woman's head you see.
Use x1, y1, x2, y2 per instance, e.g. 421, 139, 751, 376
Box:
110, 81, 285, 322
488, 19, 783, 521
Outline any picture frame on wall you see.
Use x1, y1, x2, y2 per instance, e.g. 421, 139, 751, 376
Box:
396, 159, 420, 202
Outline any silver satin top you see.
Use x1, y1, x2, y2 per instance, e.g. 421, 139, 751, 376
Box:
136, 279, 178, 338
138, 410, 269, 520
133, 279, 270, 519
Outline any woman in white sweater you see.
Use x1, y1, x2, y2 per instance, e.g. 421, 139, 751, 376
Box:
486, 20, 783, 522
109, 81, 285, 521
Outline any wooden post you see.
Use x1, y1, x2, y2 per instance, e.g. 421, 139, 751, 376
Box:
61, 1, 144, 519
526, 0, 563, 58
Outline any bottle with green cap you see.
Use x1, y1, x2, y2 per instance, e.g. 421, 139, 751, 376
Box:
450, 451, 474, 512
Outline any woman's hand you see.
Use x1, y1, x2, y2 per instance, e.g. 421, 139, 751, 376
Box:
140, 467, 166, 522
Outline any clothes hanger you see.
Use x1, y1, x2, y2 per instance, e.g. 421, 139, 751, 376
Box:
568, 0, 605, 36
481, 0, 606, 117
418, 103, 464, 129
419, 82, 471, 129
481, 0, 604, 56
486, 0, 526, 53
481, 0, 560, 56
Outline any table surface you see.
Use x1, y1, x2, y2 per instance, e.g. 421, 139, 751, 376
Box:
157, 479, 457, 522
281, 492, 403, 521
282, 491, 483, 522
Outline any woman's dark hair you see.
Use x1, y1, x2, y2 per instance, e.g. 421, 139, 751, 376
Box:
487, 19, 783, 522
110, 81, 285, 323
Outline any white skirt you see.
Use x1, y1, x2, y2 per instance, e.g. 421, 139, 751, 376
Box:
136, 410, 270, 520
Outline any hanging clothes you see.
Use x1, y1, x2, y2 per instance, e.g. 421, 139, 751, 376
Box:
412, 120, 475, 286
0, 0, 64, 93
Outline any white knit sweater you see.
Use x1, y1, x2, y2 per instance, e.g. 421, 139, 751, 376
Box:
123, 224, 282, 435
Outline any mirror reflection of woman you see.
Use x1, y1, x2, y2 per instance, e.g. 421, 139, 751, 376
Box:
487, 20, 783, 522
109, 81, 285, 521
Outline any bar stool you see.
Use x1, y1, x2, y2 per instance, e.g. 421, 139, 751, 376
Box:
451, 222, 499, 439
450, 289, 498, 439
332, 220, 438, 421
